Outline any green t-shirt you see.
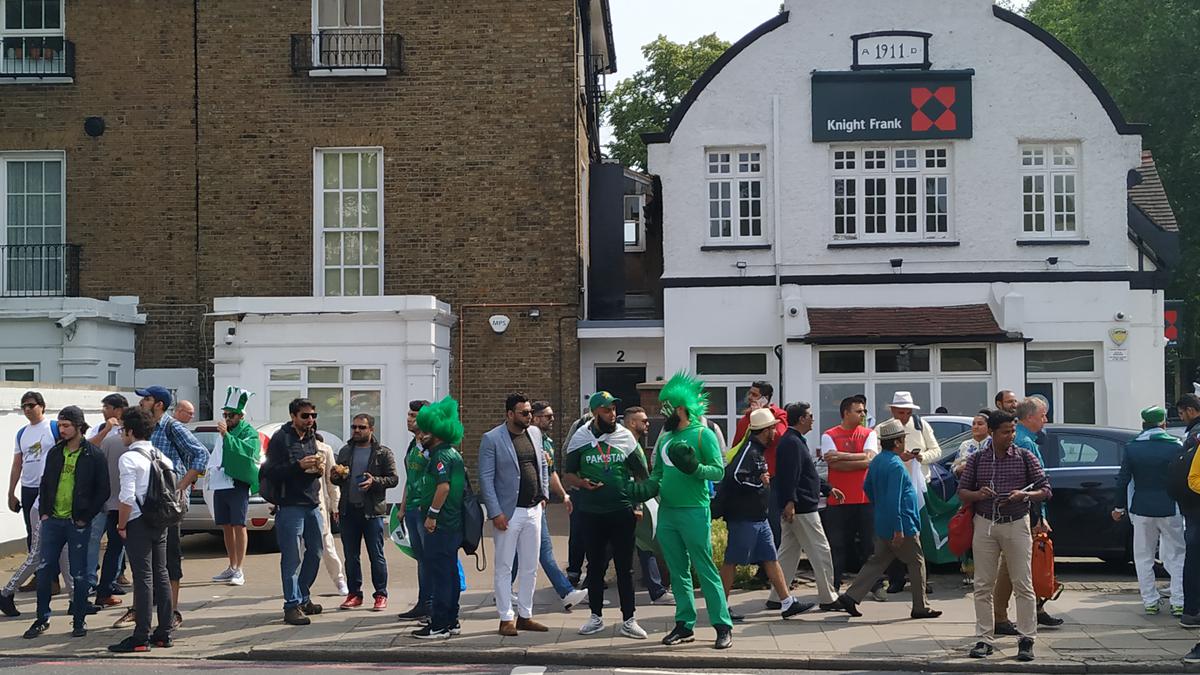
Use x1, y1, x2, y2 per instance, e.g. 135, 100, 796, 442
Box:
563, 433, 649, 514
422, 443, 465, 532
403, 440, 432, 510
651, 422, 725, 508
52, 445, 81, 519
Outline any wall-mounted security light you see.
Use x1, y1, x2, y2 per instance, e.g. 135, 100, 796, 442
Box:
1046, 256, 1059, 266
890, 258, 903, 269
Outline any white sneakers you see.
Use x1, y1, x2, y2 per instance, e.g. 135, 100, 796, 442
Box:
578, 614, 605, 635
228, 569, 245, 586
211, 567, 235, 582
337, 581, 350, 596
619, 617, 647, 640
562, 588, 587, 611
652, 591, 676, 605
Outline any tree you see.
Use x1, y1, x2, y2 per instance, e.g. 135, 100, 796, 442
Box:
1024, 0, 1200, 378
603, 34, 730, 170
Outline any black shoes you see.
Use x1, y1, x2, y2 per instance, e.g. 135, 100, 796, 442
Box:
284, 606, 311, 626
782, 600, 815, 619
836, 594, 862, 617
886, 580, 906, 594
765, 600, 782, 610
994, 620, 1020, 636
396, 605, 429, 621
662, 622, 695, 646
969, 641, 994, 658
818, 601, 841, 612
108, 636, 151, 653
1037, 611, 1064, 627
66, 602, 98, 617
0, 593, 19, 617
1017, 637, 1035, 661
411, 624, 450, 640
714, 624, 733, 650
910, 608, 942, 619
151, 633, 173, 648
300, 600, 323, 616
71, 622, 87, 637
22, 619, 48, 639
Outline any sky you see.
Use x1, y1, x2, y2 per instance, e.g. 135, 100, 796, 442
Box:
601, 0, 1033, 147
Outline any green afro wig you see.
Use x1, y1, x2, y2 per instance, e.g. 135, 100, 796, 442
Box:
415, 396, 464, 446
659, 371, 708, 422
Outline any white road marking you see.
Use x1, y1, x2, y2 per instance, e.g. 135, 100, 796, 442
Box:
509, 668, 547, 675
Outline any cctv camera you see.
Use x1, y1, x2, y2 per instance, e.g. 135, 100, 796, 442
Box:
223, 333, 235, 346
55, 314, 77, 329
787, 306, 800, 317
1114, 311, 1128, 321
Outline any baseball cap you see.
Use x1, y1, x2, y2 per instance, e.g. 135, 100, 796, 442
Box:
135, 385, 173, 409
589, 391, 621, 411
1140, 405, 1167, 426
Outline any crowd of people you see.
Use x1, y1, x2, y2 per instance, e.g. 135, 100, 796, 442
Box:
6, 377, 1200, 663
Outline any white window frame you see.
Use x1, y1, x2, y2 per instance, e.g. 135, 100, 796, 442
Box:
1020, 142, 1081, 238
310, 0, 384, 72
813, 344, 993, 431
705, 147, 767, 245
313, 147, 384, 298
1026, 344, 1100, 424
267, 364, 385, 440
623, 193, 646, 253
830, 144, 953, 241
0, 0, 67, 79
692, 348, 776, 442
0, 151, 66, 295
1, 363, 39, 382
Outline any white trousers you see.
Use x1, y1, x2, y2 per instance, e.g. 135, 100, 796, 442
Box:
1131, 512, 1185, 608
492, 504, 542, 621
319, 511, 347, 592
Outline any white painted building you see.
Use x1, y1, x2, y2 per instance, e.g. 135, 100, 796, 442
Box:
0, 296, 143, 387
582, 0, 1178, 436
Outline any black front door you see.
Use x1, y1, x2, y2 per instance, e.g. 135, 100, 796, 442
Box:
594, 366, 646, 418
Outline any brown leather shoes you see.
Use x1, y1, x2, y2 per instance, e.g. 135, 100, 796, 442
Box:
498, 620, 518, 636
516, 617, 549, 632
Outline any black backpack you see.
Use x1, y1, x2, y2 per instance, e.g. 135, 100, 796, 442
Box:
461, 472, 484, 557
1167, 434, 1200, 511
258, 460, 284, 506
135, 447, 185, 529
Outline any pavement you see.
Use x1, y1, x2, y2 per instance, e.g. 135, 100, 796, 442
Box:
0, 508, 1197, 674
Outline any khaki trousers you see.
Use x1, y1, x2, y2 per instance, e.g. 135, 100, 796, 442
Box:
769, 510, 837, 604
973, 515, 1036, 643
845, 534, 929, 611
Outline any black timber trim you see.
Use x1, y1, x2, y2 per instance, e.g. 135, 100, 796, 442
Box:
1015, 239, 1090, 247
700, 244, 772, 252
827, 241, 960, 250
992, 6, 1146, 135
1128, 201, 1179, 270
661, 270, 1169, 290
791, 333, 1027, 346
641, 12, 790, 146
661, 276, 775, 288
811, 69, 975, 83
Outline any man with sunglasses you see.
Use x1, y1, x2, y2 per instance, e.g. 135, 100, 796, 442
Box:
9, 392, 56, 551
209, 387, 261, 588
331, 414, 398, 611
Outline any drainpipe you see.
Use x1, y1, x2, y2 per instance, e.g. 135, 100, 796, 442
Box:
772, 95, 785, 397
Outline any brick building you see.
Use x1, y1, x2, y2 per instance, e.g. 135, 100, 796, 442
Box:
0, 0, 614, 459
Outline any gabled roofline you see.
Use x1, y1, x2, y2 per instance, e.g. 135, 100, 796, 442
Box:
1128, 201, 1180, 271
642, 11, 789, 146
992, 6, 1146, 136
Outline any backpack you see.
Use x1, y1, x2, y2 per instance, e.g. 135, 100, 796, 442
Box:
1167, 434, 1200, 511
134, 447, 185, 529
1032, 532, 1064, 601
257, 459, 284, 506
16, 420, 59, 446
461, 472, 484, 557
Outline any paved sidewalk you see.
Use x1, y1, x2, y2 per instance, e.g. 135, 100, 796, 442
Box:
0, 516, 1195, 673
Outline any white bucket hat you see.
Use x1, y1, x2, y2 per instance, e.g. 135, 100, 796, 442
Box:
889, 391, 921, 410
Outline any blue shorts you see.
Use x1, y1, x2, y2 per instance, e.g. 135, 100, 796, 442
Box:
724, 519, 777, 565
213, 484, 250, 526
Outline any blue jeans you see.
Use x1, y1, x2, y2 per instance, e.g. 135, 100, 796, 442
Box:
275, 505, 324, 610
512, 510, 574, 598
404, 507, 431, 611
638, 547, 668, 599
97, 510, 125, 599
340, 508, 388, 598
86, 510, 106, 591
424, 526, 462, 632
1185, 512, 1200, 616
36, 517, 90, 623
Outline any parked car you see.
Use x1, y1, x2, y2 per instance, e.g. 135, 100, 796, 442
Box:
938, 424, 1141, 563
920, 414, 975, 447
180, 421, 276, 550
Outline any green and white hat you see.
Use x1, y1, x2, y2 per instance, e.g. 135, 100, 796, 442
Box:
222, 386, 253, 414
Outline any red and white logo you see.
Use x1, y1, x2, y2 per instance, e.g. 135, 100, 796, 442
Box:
912, 86, 957, 132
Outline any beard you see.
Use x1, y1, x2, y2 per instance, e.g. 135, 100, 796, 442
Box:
664, 410, 683, 432
595, 416, 617, 435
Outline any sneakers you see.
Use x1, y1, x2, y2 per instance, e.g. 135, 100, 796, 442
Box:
579, 614, 605, 635
867, 588, 888, 602
1174, 605, 1186, 617
994, 620, 1020, 636
95, 596, 122, 609
112, 608, 136, 628
1184, 643, 1200, 664
662, 621, 695, 646
1017, 636, 1035, 662
284, 606, 310, 626
211, 567, 236, 582
969, 641, 994, 658
911, 608, 943, 619
781, 598, 815, 619
22, 619, 48, 639
108, 636, 151, 653
171, 610, 183, 629
300, 601, 322, 616
449, 620, 461, 636
765, 599, 782, 611
0, 593, 19, 617
71, 622, 87, 638
652, 591, 676, 606
397, 605, 429, 621
1181, 614, 1200, 628
714, 624, 733, 650
228, 570, 245, 586
337, 582, 350, 596
411, 625, 450, 640
562, 588, 587, 611
1146, 603, 1161, 615
1036, 611, 1064, 627
619, 617, 647, 640
151, 634, 173, 648
339, 594, 363, 610
372, 595, 388, 612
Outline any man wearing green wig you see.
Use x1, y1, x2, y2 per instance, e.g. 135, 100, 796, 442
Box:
210, 386, 260, 587
411, 397, 466, 641
637, 372, 733, 649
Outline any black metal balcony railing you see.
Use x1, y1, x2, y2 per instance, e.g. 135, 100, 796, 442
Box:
0, 244, 80, 297
0, 37, 75, 78
290, 33, 403, 73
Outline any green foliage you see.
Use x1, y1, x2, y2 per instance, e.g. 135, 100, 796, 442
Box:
602, 34, 731, 170
1024, 0, 1200, 353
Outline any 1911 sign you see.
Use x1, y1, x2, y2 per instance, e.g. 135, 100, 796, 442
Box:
852, 31, 931, 70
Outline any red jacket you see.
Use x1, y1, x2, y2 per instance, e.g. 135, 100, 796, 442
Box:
731, 403, 788, 474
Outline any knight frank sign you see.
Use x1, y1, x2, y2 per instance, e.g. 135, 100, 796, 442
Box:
811, 70, 973, 142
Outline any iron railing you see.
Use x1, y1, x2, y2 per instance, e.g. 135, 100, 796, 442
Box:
0, 37, 75, 78
0, 244, 80, 297
290, 33, 403, 72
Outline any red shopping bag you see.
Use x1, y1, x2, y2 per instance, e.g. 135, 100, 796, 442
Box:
948, 506, 974, 557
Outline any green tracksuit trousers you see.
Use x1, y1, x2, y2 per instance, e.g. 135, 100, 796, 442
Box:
657, 505, 732, 630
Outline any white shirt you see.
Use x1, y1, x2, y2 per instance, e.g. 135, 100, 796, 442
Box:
119, 440, 174, 522
14, 418, 54, 489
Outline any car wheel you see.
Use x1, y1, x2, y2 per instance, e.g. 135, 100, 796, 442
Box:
249, 530, 280, 554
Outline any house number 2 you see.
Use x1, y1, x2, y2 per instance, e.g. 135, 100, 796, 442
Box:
616, 350, 625, 362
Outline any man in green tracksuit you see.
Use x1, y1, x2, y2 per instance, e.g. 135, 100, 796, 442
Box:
643, 372, 733, 649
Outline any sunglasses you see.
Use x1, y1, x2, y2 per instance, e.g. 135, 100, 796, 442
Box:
21, 402, 39, 410
221, 412, 240, 419
350, 424, 370, 431
515, 410, 532, 417
535, 414, 555, 419
298, 412, 318, 420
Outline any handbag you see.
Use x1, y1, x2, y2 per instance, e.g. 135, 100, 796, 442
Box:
1032, 532, 1064, 600
948, 505, 974, 557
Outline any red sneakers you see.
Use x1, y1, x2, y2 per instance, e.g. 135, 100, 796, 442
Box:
339, 594, 363, 610
372, 596, 388, 612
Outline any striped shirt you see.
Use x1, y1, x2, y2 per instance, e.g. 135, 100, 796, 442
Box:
959, 441, 1051, 520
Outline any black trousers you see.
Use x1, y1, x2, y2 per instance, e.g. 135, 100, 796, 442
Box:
820, 503, 875, 588
579, 509, 636, 621
126, 517, 173, 643
20, 486, 37, 551
567, 506, 585, 578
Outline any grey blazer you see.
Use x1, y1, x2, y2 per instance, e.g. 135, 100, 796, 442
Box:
478, 423, 549, 521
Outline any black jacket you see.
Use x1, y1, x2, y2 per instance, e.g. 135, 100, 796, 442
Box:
39, 439, 109, 524
720, 438, 770, 522
331, 439, 399, 517
264, 423, 321, 508
774, 428, 830, 514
